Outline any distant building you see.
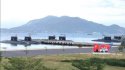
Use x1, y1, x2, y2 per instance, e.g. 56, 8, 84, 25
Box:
11, 36, 18, 41
48, 36, 56, 40
24, 36, 32, 41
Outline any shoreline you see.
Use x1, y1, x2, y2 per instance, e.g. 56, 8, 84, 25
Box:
1, 47, 119, 57
1, 46, 93, 51
0, 46, 118, 51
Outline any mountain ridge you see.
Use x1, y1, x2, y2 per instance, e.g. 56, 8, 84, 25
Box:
1, 16, 125, 34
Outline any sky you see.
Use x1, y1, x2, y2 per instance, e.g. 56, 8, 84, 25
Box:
1, 0, 125, 28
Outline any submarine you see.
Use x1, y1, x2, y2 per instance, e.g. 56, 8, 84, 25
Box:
92, 36, 122, 43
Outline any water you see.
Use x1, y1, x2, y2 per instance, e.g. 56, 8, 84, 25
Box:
0, 33, 119, 51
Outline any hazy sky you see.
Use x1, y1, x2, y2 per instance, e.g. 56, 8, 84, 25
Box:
1, 0, 125, 28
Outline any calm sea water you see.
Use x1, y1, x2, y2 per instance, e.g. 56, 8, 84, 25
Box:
1, 33, 102, 41
0, 33, 118, 51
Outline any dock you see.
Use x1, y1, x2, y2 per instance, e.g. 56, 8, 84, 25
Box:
1, 35, 121, 47
0, 39, 93, 47
0, 35, 94, 47
41, 39, 93, 46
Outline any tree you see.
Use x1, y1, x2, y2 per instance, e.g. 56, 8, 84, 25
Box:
118, 36, 125, 52
121, 37, 125, 47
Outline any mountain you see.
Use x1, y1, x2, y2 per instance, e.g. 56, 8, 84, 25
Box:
2, 16, 125, 34
1, 28, 9, 32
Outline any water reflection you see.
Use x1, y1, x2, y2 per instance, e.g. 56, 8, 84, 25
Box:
10, 43, 18, 46
0, 43, 78, 51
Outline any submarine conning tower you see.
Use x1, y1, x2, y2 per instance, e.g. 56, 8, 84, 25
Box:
11, 36, 18, 41
114, 36, 122, 40
104, 36, 111, 41
24, 36, 32, 41
48, 35, 56, 40
59, 36, 66, 41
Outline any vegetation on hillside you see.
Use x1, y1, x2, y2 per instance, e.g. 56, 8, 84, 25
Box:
1, 57, 56, 70
0, 54, 125, 70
